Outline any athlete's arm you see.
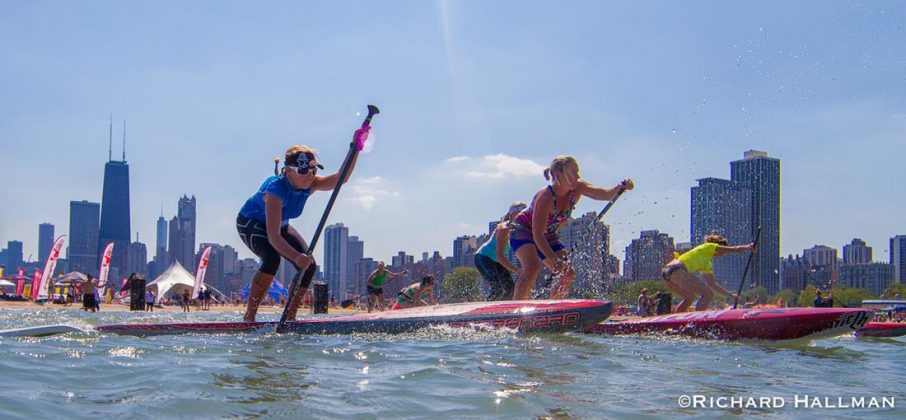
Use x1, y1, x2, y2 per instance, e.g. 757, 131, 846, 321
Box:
494, 226, 520, 273
264, 194, 313, 269
702, 273, 736, 297
530, 190, 559, 270
311, 138, 361, 191
575, 179, 633, 201
715, 243, 755, 257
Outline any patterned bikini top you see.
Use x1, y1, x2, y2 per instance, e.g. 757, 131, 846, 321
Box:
512, 186, 577, 234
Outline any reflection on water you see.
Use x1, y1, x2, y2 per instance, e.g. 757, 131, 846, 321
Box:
0, 310, 903, 418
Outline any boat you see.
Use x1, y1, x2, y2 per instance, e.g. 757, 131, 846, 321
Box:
583, 307, 873, 341
95, 299, 613, 336
854, 322, 906, 338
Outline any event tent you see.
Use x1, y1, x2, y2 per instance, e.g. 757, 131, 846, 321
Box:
146, 261, 200, 304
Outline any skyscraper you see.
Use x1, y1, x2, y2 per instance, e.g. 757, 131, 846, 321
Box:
156, 213, 168, 261
556, 211, 611, 293
4, 241, 23, 271
842, 239, 872, 265
730, 150, 781, 295
68, 200, 100, 275
691, 177, 752, 289
346, 236, 364, 299
125, 240, 148, 277
168, 195, 197, 268
38, 223, 54, 265
453, 235, 478, 268
324, 223, 349, 299
98, 119, 132, 280
623, 230, 675, 282
892, 235, 906, 284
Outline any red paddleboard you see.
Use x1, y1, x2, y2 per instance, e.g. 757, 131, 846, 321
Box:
584, 307, 873, 341
96, 299, 612, 336
855, 322, 906, 338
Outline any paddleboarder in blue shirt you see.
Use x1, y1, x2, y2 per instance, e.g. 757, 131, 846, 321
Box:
237, 144, 360, 322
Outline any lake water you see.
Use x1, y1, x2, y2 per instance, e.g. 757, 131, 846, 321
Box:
1, 308, 903, 419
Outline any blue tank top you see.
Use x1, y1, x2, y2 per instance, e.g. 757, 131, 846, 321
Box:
239, 176, 312, 226
476, 224, 511, 262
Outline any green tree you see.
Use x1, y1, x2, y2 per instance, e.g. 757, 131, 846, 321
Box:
605, 280, 669, 307
440, 267, 484, 304
881, 283, 906, 299
797, 285, 819, 308
829, 286, 876, 307
772, 289, 798, 307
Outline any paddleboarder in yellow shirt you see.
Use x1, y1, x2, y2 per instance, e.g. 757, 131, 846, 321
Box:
661, 234, 756, 313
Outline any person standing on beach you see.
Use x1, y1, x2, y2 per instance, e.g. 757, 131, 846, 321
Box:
474, 202, 526, 301
81, 275, 97, 313
509, 156, 634, 299
145, 289, 155, 311
660, 233, 754, 312
365, 261, 407, 312
182, 289, 191, 313
237, 143, 362, 322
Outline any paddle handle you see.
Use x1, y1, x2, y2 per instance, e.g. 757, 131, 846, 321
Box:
733, 226, 762, 309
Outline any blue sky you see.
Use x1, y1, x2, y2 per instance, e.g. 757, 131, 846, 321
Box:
1, 1, 904, 266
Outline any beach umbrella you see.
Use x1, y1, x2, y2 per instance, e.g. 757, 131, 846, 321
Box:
240, 281, 288, 301
0, 279, 15, 287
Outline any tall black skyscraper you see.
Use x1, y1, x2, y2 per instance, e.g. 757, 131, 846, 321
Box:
38, 223, 54, 265
69, 200, 100, 274
98, 119, 131, 279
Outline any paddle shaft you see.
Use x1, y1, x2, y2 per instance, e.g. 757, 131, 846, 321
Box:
732, 226, 762, 309
278, 106, 379, 328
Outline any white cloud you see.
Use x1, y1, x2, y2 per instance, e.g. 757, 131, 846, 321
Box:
344, 176, 400, 210
444, 153, 545, 180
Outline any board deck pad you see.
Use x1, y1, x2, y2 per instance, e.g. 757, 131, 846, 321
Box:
584, 307, 873, 341
97, 299, 613, 336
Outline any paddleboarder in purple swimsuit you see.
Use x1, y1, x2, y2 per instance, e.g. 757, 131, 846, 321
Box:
509, 156, 633, 300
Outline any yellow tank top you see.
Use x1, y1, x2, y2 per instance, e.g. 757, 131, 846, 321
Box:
677, 242, 719, 274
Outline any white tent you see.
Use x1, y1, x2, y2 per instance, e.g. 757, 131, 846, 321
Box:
146, 261, 199, 304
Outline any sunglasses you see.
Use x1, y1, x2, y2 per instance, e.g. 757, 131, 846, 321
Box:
286, 165, 318, 176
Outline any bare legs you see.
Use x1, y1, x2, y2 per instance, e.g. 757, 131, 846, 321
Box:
665, 271, 714, 313
244, 271, 274, 322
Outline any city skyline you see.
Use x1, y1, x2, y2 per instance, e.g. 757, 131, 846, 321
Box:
2, 2, 905, 269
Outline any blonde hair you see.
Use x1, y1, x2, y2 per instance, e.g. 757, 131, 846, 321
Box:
704, 233, 729, 246
543, 155, 579, 181
275, 145, 318, 175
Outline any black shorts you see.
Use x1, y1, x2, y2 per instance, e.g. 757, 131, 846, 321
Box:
367, 285, 383, 296
661, 263, 687, 281
236, 214, 309, 275
474, 254, 514, 301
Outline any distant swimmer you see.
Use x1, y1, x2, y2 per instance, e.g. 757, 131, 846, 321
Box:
510, 156, 633, 299
365, 261, 407, 313
474, 201, 526, 301
237, 143, 361, 322
661, 233, 755, 313
391, 275, 437, 310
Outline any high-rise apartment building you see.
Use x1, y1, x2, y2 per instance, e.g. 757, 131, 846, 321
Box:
68, 200, 100, 275
346, 236, 364, 299
38, 223, 54, 265
691, 177, 752, 288
168, 195, 197, 268
730, 150, 781, 294
891, 235, 906, 284
842, 238, 872, 265
98, 157, 131, 279
623, 230, 675, 282
324, 223, 349, 299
